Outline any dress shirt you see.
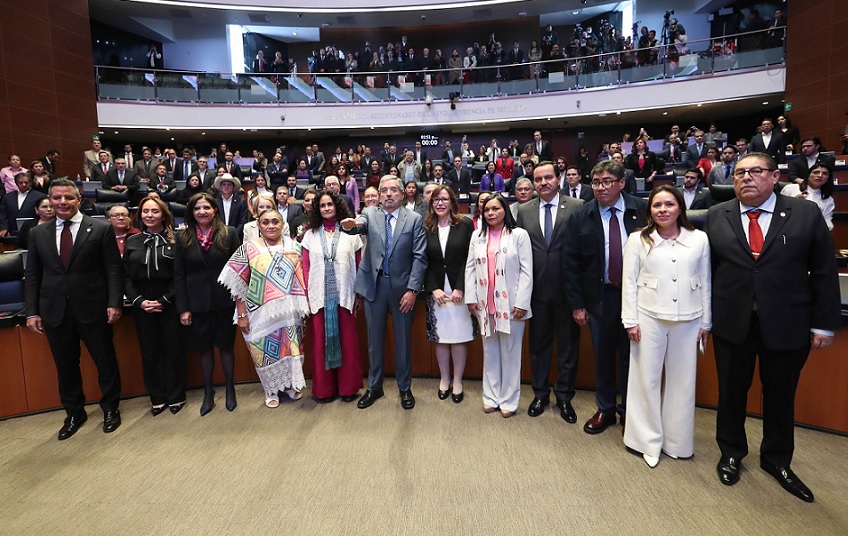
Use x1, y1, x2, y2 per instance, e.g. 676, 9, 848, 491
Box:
537, 196, 559, 235
125, 153, 134, 167
17, 189, 30, 209
222, 196, 233, 225
737, 192, 776, 243
601, 195, 627, 284
761, 132, 772, 148
55, 211, 84, 252
682, 187, 697, 209
806, 153, 819, 169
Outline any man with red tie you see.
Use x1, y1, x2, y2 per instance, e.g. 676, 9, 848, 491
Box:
218, 151, 243, 179
706, 153, 840, 502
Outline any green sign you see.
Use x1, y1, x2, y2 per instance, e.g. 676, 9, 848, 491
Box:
784, 102, 792, 111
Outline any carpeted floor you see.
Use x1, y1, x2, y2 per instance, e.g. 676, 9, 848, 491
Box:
1, 379, 847, 535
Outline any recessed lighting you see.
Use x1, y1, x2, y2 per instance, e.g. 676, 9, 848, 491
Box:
165, 128, 170, 131
762, 101, 769, 105
292, 32, 298, 36
547, 117, 551, 121
201, 132, 206, 136
662, 112, 668, 116
616, 111, 621, 115
170, 137, 174, 141
696, 103, 703, 107
114, 131, 119, 134
572, 10, 579, 14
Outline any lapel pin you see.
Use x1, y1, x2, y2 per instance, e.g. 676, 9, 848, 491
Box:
779, 212, 786, 217
86, 227, 91, 233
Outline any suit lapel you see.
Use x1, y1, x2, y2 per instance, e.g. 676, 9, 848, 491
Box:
761, 197, 791, 257
69, 215, 94, 267
723, 202, 751, 257
551, 194, 572, 243
525, 199, 544, 242
388, 208, 408, 259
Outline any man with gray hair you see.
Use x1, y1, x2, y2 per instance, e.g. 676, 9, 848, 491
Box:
341, 175, 427, 410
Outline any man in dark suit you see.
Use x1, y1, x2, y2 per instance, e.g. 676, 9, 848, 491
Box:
191, 156, 217, 192
561, 165, 593, 201
174, 149, 198, 182
24, 179, 123, 440
708, 146, 738, 186
532, 131, 554, 162
213, 174, 248, 236
284, 175, 306, 200
446, 156, 471, 195
788, 137, 836, 184
411, 141, 427, 166
516, 162, 583, 422
40, 149, 59, 175
120, 144, 137, 170
252, 50, 269, 73
90, 151, 113, 183
660, 134, 685, 164
265, 152, 290, 192
101, 157, 140, 199
610, 152, 639, 194
150, 163, 175, 195
161, 149, 179, 176
563, 160, 648, 435
0, 172, 48, 235
340, 175, 427, 411
382, 144, 403, 174
678, 168, 710, 210
705, 152, 840, 502
274, 185, 304, 237
441, 141, 456, 164
685, 130, 708, 168
218, 151, 243, 179
360, 147, 376, 171
749, 118, 786, 163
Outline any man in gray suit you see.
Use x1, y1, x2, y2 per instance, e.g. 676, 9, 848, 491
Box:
515, 162, 583, 422
341, 175, 427, 410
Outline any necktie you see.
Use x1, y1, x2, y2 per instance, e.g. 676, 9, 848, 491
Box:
543, 203, 553, 246
126, 154, 132, 167
608, 207, 622, 286
747, 209, 764, 258
60, 220, 73, 268
185, 163, 190, 178
382, 213, 393, 274
571, 188, 577, 198
145, 161, 150, 175
724, 165, 732, 180
119, 172, 124, 184
102, 163, 107, 174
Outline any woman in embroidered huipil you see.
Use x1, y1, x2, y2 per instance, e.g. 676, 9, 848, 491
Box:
301, 191, 364, 403
465, 194, 533, 417
219, 208, 309, 408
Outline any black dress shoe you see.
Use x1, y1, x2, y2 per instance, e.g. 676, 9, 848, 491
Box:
340, 393, 359, 402
315, 395, 338, 404
169, 402, 185, 415
357, 389, 384, 409
556, 400, 577, 423
527, 397, 550, 417
716, 456, 741, 486
760, 462, 814, 502
225, 388, 237, 412
58, 411, 87, 441
400, 389, 415, 410
583, 410, 616, 434
451, 391, 464, 404
103, 410, 121, 433
151, 405, 167, 417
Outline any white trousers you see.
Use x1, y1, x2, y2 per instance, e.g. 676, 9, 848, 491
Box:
481, 317, 525, 412
623, 314, 700, 459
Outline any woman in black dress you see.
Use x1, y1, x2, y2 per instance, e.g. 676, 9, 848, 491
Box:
174, 192, 241, 415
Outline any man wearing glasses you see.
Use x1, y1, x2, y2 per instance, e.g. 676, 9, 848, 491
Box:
563, 160, 647, 434
706, 153, 840, 502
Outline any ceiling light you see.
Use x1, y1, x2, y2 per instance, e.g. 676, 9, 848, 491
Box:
696, 103, 703, 107
762, 101, 769, 105
662, 112, 668, 116
292, 32, 298, 36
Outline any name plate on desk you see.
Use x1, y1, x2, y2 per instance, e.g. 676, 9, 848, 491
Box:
837, 160, 846, 167
778, 164, 788, 170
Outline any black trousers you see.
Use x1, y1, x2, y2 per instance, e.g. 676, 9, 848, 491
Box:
714, 313, 809, 468
45, 307, 121, 417
133, 304, 186, 406
529, 299, 579, 402
587, 285, 630, 416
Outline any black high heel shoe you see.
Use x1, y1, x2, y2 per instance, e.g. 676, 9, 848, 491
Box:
438, 382, 452, 400
169, 401, 186, 415
225, 387, 237, 412
451, 391, 464, 404
200, 390, 215, 416
151, 405, 167, 416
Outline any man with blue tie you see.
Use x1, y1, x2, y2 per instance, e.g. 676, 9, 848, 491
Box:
341, 175, 427, 410
103, 157, 140, 199
175, 149, 197, 182
708, 145, 738, 186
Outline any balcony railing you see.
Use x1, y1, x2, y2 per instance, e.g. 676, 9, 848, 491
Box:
95, 28, 785, 105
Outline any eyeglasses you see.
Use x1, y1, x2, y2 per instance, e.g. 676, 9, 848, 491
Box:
591, 178, 621, 189
732, 167, 775, 179
432, 197, 451, 205
109, 214, 129, 219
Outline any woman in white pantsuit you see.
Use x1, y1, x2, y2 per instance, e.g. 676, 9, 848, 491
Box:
465, 194, 533, 418
622, 185, 711, 468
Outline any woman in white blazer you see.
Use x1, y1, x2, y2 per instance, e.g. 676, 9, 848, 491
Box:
621, 185, 711, 468
465, 194, 533, 417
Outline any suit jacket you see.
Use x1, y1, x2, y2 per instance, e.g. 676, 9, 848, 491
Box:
685, 144, 708, 168
382, 153, 403, 173
411, 149, 427, 165
563, 193, 648, 313
84, 150, 111, 178
360, 155, 377, 170
624, 152, 663, 179
279, 203, 304, 237
708, 162, 736, 186
787, 153, 836, 183
174, 160, 198, 182
24, 215, 124, 327
562, 183, 594, 201
218, 160, 243, 179
102, 168, 140, 195
286, 186, 306, 200
134, 158, 160, 180
423, 217, 474, 293
173, 226, 241, 313
660, 142, 685, 164
446, 168, 471, 194
677, 186, 710, 210
533, 141, 554, 163
150, 174, 175, 194
265, 159, 290, 188
442, 149, 456, 163
750, 132, 786, 163
346, 206, 427, 303
0, 190, 48, 233
705, 194, 840, 349
215, 194, 249, 234
40, 157, 57, 175
516, 194, 583, 304
90, 162, 113, 182
191, 169, 217, 192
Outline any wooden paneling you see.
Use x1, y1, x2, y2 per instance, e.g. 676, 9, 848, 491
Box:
0, 326, 28, 416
